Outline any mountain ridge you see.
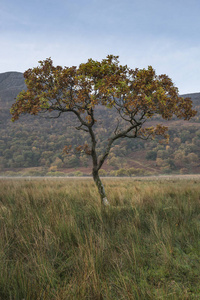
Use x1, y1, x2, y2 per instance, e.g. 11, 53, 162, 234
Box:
0, 72, 26, 106
0, 71, 26, 90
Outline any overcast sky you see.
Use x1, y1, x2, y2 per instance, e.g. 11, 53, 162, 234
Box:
0, 0, 200, 94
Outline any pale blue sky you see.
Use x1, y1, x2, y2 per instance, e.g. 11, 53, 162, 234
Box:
0, 0, 200, 94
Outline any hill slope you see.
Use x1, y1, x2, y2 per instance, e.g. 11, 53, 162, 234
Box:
0, 72, 26, 105
0, 72, 200, 176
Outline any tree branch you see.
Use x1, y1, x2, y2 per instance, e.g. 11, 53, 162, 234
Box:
75, 124, 89, 132
114, 118, 120, 135
42, 111, 63, 119
97, 123, 140, 170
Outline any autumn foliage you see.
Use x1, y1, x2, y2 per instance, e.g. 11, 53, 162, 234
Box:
11, 56, 196, 141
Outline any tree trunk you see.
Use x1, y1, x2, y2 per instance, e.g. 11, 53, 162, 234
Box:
92, 169, 110, 206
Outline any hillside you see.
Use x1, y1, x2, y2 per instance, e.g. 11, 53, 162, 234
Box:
0, 72, 200, 176
0, 72, 26, 106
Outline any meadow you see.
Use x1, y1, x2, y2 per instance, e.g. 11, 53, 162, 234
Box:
0, 177, 200, 299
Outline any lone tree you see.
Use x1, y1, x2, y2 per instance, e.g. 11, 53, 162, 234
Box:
11, 55, 196, 205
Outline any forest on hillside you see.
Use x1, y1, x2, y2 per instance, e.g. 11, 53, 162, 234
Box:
1, 103, 200, 176
0, 72, 200, 176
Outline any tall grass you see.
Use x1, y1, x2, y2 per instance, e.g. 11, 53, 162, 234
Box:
0, 177, 200, 299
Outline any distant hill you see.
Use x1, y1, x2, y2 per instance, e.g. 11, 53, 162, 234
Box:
181, 93, 200, 107
0, 71, 200, 176
0, 71, 199, 108
0, 72, 25, 90
0, 72, 26, 106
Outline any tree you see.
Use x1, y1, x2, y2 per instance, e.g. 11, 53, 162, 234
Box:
10, 55, 196, 205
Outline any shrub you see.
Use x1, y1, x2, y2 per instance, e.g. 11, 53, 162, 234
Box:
146, 150, 157, 160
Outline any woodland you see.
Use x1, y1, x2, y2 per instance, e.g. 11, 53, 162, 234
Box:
0, 68, 200, 177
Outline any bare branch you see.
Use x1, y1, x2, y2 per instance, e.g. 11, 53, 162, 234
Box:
75, 124, 89, 132
97, 123, 140, 170
40, 111, 63, 119
118, 108, 131, 122
114, 118, 120, 135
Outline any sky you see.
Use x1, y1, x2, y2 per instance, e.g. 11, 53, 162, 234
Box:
0, 0, 200, 94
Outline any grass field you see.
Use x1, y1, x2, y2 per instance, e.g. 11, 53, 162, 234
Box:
0, 177, 200, 299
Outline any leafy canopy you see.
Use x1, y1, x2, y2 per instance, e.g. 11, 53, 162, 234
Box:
11, 55, 196, 143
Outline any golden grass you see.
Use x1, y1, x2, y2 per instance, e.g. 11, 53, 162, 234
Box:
0, 177, 200, 299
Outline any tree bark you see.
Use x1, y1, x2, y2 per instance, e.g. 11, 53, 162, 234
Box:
92, 169, 110, 206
